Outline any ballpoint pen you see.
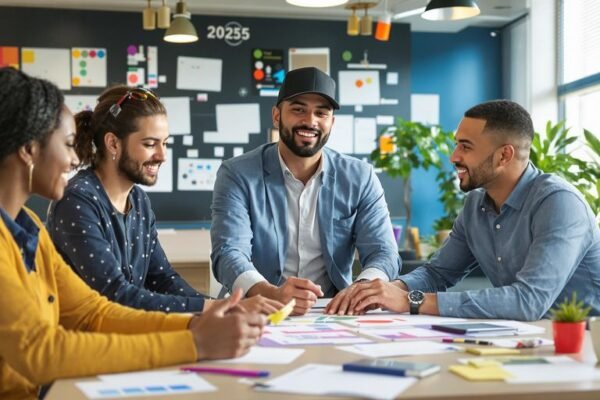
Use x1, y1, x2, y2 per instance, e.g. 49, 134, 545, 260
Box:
181, 366, 270, 378
442, 338, 494, 346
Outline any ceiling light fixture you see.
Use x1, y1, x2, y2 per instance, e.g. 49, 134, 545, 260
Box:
142, 0, 156, 31
421, 0, 481, 21
286, 0, 349, 7
374, 0, 391, 41
157, 0, 171, 29
164, 0, 198, 43
345, 2, 378, 37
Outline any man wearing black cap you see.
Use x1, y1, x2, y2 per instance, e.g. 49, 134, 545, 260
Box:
211, 67, 400, 315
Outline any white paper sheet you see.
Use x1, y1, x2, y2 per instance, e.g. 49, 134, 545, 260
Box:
505, 356, 600, 384
411, 94, 440, 125
177, 56, 222, 92
327, 114, 354, 154
187, 149, 199, 158
219, 346, 304, 365
147, 46, 158, 88
257, 363, 416, 400
140, 148, 173, 193
337, 340, 460, 358
77, 373, 215, 398
126, 67, 145, 86
22, 47, 71, 90
312, 298, 332, 309
161, 97, 191, 135
177, 158, 221, 191
214, 146, 225, 157
262, 323, 371, 346
353, 117, 377, 154
340, 314, 467, 328
182, 135, 194, 146
386, 71, 399, 85
71, 48, 107, 87
64, 95, 98, 113
217, 103, 261, 138
233, 147, 244, 157
361, 327, 450, 340
338, 70, 380, 105
376, 115, 395, 125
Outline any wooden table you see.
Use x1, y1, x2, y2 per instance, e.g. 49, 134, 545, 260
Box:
46, 320, 600, 399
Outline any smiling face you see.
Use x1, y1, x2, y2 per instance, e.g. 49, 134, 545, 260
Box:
117, 114, 169, 186
32, 106, 79, 200
450, 117, 503, 192
274, 93, 335, 158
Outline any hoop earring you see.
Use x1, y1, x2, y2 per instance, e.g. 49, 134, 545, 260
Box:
28, 163, 35, 193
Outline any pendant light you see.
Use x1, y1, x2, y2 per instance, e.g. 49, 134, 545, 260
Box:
421, 0, 480, 21
164, 1, 198, 43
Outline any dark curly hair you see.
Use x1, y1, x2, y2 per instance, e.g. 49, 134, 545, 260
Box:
74, 85, 166, 167
0, 67, 64, 162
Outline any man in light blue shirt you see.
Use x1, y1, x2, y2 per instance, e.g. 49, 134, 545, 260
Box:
211, 67, 400, 315
345, 100, 600, 320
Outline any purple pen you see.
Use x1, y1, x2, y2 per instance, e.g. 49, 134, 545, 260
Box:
181, 366, 270, 378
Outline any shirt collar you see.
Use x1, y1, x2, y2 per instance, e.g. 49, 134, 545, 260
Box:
503, 162, 539, 211
277, 145, 325, 183
478, 162, 539, 212
0, 207, 40, 272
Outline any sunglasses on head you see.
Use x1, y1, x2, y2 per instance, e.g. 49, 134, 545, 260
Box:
108, 87, 159, 118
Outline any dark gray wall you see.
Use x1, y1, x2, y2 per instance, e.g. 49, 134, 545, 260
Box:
0, 6, 411, 222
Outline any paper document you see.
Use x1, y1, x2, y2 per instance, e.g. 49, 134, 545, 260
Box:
338, 340, 459, 358
78, 372, 215, 398
219, 346, 304, 365
256, 363, 416, 400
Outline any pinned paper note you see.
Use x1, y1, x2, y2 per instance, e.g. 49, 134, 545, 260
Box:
22, 47, 71, 90
71, 48, 107, 87
177, 158, 221, 191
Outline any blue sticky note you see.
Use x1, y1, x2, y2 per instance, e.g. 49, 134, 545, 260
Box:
145, 386, 167, 393
169, 384, 192, 391
98, 389, 120, 396
122, 387, 144, 394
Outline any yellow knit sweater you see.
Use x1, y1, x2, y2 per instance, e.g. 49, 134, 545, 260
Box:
0, 208, 197, 400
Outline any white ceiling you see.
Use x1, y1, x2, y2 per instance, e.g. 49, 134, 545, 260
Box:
0, 0, 528, 32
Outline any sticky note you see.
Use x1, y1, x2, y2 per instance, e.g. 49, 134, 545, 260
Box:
466, 347, 521, 356
22, 50, 35, 63
267, 299, 295, 325
449, 365, 512, 381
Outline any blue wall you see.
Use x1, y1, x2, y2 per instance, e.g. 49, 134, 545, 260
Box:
410, 27, 502, 237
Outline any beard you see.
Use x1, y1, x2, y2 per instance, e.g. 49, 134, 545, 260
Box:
456, 152, 497, 192
118, 146, 160, 186
278, 120, 330, 158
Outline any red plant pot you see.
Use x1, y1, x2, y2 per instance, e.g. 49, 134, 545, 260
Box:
552, 321, 586, 354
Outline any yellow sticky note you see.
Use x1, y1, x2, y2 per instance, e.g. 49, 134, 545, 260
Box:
466, 347, 521, 356
449, 365, 513, 381
467, 359, 503, 368
267, 299, 295, 325
22, 50, 35, 64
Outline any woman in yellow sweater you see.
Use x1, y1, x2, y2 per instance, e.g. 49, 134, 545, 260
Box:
0, 67, 266, 400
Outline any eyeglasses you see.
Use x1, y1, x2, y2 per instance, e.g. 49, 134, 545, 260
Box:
108, 87, 159, 118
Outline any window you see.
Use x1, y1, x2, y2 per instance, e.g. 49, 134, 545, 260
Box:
559, 0, 600, 162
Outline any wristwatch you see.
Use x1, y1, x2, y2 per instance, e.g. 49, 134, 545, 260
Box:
408, 290, 425, 315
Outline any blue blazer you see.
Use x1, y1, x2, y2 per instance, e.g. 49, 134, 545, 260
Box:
211, 143, 400, 296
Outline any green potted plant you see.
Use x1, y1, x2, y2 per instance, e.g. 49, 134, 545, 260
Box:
550, 292, 591, 354
432, 166, 465, 244
530, 122, 600, 226
370, 118, 454, 256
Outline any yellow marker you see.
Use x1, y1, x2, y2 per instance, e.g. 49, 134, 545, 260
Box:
267, 299, 296, 325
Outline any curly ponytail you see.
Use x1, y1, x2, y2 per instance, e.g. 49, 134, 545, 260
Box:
74, 110, 97, 166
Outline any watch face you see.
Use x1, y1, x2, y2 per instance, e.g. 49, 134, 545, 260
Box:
409, 290, 425, 303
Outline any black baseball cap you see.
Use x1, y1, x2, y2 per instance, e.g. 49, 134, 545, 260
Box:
276, 67, 340, 110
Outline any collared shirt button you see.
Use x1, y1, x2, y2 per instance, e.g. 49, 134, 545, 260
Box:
496, 224, 501, 229
497, 256, 502, 262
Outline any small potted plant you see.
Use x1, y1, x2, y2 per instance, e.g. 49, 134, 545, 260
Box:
550, 292, 591, 354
